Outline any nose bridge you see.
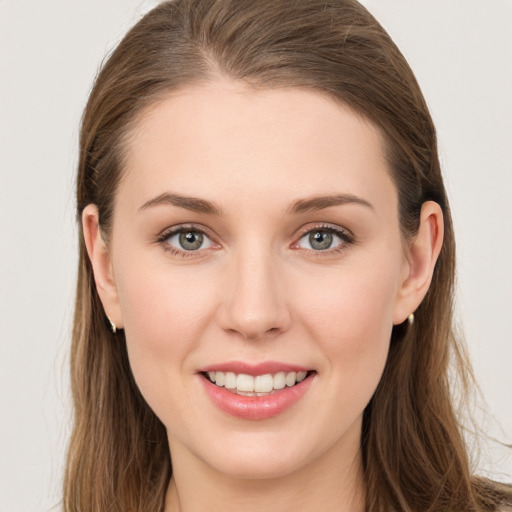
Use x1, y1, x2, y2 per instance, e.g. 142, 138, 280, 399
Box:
220, 241, 290, 340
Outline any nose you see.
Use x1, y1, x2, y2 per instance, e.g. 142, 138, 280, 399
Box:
218, 247, 292, 341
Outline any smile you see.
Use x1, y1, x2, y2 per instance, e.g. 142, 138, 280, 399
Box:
199, 363, 316, 420
205, 370, 309, 396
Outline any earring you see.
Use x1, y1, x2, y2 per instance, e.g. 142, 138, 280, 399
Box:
407, 313, 415, 325
107, 317, 117, 334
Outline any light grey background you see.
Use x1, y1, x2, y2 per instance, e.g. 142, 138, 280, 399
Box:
0, 1, 510, 510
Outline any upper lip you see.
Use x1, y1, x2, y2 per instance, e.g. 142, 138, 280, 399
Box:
198, 361, 312, 376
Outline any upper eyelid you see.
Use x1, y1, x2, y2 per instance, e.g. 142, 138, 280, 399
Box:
296, 223, 351, 236
158, 224, 214, 241
158, 222, 350, 237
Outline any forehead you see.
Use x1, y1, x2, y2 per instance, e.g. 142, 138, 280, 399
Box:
119, 81, 397, 215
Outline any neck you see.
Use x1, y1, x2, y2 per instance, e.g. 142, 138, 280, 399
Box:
164, 432, 365, 512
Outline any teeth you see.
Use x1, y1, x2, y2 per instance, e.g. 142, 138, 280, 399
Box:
215, 371, 225, 386
254, 374, 273, 393
206, 370, 309, 395
285, 371, 296, 387
225, 372, 237, 389
273, 372, 285, 389
236, 373, 254, 392
297, 371, 307, 382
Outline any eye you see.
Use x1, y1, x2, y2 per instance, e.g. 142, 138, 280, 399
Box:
295, 226, 352, 252
162, 228, 214, 252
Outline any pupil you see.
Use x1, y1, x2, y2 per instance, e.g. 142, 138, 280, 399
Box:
179, 231, 203, 250
310, 230, 332, 250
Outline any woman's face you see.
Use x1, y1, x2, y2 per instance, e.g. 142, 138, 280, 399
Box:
99, 81, 415, 478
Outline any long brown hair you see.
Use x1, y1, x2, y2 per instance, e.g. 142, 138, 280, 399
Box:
65, 1, 511, 510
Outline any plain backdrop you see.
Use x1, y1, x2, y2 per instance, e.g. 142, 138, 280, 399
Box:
0, 1, 511, 510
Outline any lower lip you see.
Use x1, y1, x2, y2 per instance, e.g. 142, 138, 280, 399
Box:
200, 373, 315, 420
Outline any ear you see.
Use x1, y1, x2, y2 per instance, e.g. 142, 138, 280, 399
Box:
82, 204, 123, 329
393, 201, 444, 324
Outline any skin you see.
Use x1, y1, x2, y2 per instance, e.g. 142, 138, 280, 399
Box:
83, 80, 443, 512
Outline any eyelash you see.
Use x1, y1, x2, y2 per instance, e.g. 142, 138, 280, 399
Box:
294, 224, 356, 258
156, 224, 214, 259
156, 223, 356, 259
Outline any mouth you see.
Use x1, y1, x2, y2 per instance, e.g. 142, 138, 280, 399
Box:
201, 370, 314, 397
198, 361, 317, 419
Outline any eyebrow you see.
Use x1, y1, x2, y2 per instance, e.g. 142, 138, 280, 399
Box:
285, 194, 374, 215
138, 192, 225, 216
138, 191, 373, 216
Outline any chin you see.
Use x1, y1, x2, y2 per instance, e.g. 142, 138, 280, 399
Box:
187, 428, 322, 481
208, 450, 308, 481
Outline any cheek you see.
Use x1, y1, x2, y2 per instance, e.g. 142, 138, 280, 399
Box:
297, 262, 398, 341
116, 255, 217, 344
293, 254, 400, 388
113, 255, 219, 400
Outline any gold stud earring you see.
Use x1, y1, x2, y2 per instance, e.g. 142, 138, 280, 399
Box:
407, 313, 415, 325
108, 317, 117, 334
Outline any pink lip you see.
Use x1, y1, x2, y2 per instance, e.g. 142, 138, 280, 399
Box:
199, 370, 316, 421
199, 360, 311, 376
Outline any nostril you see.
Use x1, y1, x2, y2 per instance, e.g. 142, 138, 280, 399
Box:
225, 325, 282, 341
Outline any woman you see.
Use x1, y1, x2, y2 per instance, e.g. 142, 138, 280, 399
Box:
64, 0, 511, 510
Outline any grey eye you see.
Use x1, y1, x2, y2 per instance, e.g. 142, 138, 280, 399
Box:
179, 231, 203, 250
166, 230, 213, 251
310, 231, 333, 250
297, 229, 343, 251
